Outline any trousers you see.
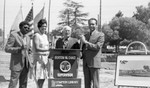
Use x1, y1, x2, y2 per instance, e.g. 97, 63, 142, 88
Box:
8, 61, 29, 88
83, 64, 100, 88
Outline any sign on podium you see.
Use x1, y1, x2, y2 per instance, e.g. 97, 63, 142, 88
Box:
48, 49, 81, 88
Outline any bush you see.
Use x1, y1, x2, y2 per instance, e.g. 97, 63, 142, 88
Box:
101, 53, 118, 62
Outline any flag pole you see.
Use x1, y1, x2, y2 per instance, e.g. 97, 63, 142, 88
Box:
20, 0, 22, 8
3, 0, 6, 49
31, 0, 34, 33
31, 0, 34, 19
48, 0, 51, 40
99, 0, 102, 31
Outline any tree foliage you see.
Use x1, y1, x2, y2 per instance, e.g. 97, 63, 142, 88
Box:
110, 17, 147, 41
133, 2, 150, 24
115, 10, 123, 18
58, 0, 88, 27
143, 65, 150, 71
51, 26, 64, 37
102, 16, 150, 52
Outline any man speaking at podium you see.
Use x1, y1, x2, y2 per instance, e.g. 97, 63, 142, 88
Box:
55, 26, 80, 49
80, 18, 105, 88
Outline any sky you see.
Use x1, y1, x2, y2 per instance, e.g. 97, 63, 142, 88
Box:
0, 0, 150, 38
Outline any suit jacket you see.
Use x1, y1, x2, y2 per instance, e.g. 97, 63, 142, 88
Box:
55, 38, 64, 48
55, 37, 80, 49
5, 31, 31, 71
82, 30, 104, 68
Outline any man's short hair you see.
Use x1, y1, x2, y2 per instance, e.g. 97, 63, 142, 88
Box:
19, 21, 30, 29
37, 19, 47, 28
88, 18, 97, 25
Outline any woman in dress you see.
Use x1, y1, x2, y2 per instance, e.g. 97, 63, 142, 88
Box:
32, 19, 50, 88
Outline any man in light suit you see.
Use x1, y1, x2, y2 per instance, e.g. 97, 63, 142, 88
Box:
5, 21, 31, 88
80, 18, 105, 88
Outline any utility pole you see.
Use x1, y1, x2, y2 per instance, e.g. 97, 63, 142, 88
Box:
67, 9, 70, 26
3, 0, 6, 48
48, 0, 51, 40
99, 0, 102, 31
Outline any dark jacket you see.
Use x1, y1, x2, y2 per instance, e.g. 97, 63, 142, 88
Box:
55, 38, 80, 49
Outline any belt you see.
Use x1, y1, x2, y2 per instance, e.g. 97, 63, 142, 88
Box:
34, 53, 49, 56
42, 54, 49, 56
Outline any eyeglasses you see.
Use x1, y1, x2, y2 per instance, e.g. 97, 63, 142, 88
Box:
41, 26, 47, 28
40, 27, 46, 30
23, 26, 29, 29
89, 23, 95, 25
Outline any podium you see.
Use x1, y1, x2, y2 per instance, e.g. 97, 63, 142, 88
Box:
48, 49, 81, 88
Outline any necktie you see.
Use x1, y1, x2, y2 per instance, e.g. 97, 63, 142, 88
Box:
22, 36, 29, 68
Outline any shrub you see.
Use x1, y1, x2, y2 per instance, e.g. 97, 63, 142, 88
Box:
101, 53, 118, 62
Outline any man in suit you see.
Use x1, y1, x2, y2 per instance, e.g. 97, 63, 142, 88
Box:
5, 21, 31, 88
80, 18, 105, 88
55, 26, 72, 49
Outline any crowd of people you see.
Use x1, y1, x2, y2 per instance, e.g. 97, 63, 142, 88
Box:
5, 18, 105, 88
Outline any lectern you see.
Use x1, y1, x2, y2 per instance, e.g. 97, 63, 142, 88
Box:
48, 49, 81, 88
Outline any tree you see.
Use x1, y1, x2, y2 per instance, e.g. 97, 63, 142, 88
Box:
143, 65, 150, 71
51, 26, 64, 37
102, 24, 113, 48
109, 17, 147, 41
102, 21, 122, 53
101, 2, 150, 52
58, 0, 88, 27
102, 16, 150, 52
115, 10, 123, 18
133, 2, 150, 24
